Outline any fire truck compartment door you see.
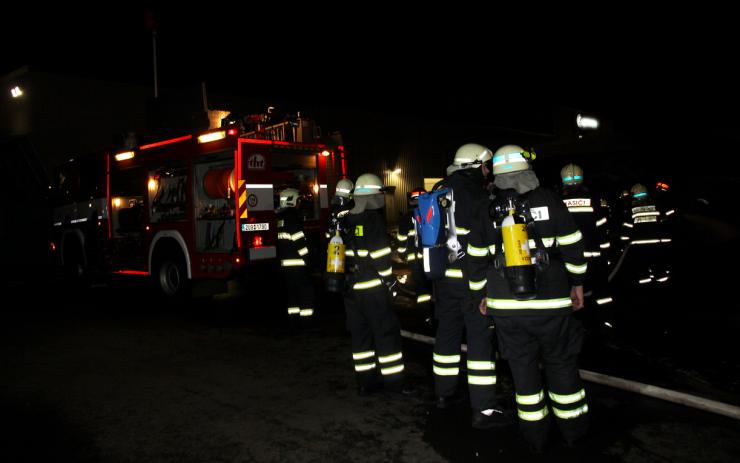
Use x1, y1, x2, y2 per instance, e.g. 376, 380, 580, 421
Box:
243, 184, 274, 212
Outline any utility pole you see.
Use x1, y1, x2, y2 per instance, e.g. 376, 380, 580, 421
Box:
152, 29, 158, 99
145, 9, 159, 99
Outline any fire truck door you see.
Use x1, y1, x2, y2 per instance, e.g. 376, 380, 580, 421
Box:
109, 166, 147, 269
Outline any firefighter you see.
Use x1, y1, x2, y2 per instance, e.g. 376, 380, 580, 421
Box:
326, 178, 354, 240
560, 164, 614, 310
276, 188, 315, 325
396, 187, 433, 316
468, 145, 588, 451
617, 183, 671, 286
342, 173, 408, 394
433, 144, 509, 429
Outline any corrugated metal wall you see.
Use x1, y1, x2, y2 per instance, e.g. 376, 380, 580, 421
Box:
381, 144, 425, 227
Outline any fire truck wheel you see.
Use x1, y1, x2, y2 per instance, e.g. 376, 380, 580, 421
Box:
157, 256, 190, 298
62, 237, 87, 285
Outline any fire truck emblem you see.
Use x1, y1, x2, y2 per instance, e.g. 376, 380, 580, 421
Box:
247, 154, 266, 170
248, 194, 258, 208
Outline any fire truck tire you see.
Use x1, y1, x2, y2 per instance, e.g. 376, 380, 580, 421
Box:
156, 254, 190, 298
62, 237, 87, 285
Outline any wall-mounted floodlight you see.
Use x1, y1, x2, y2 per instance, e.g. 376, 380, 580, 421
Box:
576, 114, 599, 129
114, 151, 135, 161
392, 168, 402, 175
11, 86, 23, 98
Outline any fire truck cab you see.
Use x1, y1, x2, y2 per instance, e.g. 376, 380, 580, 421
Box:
50, 116, 347, 297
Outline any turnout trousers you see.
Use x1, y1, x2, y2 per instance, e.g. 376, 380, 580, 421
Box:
283, 267, 315, 318
409, 260, 433, 306
494, 314, 589, 450
433, 281, 497, 411
345, 287, 405, 389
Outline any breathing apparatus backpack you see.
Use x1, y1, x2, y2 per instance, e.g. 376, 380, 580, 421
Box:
415, 188, 463, 280
489, 189, 550, 300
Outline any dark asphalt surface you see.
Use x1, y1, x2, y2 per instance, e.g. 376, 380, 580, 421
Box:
2, 274, 740, 462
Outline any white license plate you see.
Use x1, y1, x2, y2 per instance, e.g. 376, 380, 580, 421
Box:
241, 222, 270, 232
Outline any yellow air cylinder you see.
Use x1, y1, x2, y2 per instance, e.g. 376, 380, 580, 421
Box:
326, 231, 345, 273
501, 212, 531, 267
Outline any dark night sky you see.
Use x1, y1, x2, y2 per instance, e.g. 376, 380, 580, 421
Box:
4, 7, 739, 153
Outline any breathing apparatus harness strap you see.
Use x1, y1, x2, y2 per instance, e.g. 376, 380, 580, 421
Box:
444, 189, 464, 263
521, 200, 551, 273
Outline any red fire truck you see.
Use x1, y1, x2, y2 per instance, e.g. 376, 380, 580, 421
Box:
50, 116, 347, 297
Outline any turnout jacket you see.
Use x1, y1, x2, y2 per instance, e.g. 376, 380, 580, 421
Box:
467, 187, 587, 316
436, 168, 490, 289
277, 208, 309, 267
623, 198, 667, 244
344, 210, 393, 292
561, 185, 609, 256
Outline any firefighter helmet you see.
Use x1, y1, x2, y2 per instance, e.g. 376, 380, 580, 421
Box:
278, 188, 301, 208
492, 145, 535, 175
561, 163, 584, 186
354, 173, 384, 196
452, 143, 493, 168
407, 187, 426, 206
335, 178, 354, 198
630, 183, 648, 199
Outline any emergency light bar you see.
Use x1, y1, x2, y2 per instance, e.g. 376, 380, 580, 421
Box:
114, 151, 135, 161
198, 130, 226, 144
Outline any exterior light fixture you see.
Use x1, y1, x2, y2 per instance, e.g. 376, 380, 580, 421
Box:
576, 114, 599, 129
114, 151, 135, 161
320, 150, 331, 157
392, 168, 402, 175
11, 86, 23, 98
198, 130, 226, 144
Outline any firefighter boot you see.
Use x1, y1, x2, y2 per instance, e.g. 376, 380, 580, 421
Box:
471, 404, 514, 429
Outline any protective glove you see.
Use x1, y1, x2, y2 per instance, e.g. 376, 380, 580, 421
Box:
383, 277, 399, 299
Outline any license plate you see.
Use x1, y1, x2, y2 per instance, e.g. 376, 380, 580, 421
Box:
241, 222, 269, 232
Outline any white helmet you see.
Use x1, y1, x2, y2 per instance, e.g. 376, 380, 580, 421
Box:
354, 173, 384, 196
561, 163, 584, 186
452, 143, 493, 168
278, 188, 301, 208
334, 178, 354, 198
492, 145, 534, 175
630, 183, 648, 199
